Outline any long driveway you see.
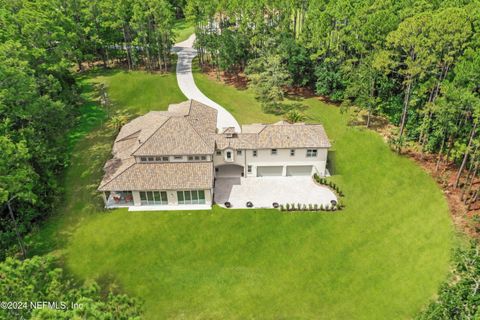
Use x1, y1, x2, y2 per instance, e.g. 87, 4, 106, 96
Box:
172, 34, 241, 132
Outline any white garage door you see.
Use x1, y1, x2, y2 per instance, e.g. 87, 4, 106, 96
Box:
257, 166, 283, 177
286, 165, 313, 176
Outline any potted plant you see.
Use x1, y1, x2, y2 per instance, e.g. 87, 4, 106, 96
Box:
272, 202, 279, 208
246, 201, 253, 208
225, 201, 232, 208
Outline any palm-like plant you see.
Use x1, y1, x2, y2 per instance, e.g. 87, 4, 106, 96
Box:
285, 109, 306, 123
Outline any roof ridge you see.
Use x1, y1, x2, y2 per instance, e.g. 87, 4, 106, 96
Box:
183, 115, 213, 152
98, 160, 136, 190
130, 116, 171, 155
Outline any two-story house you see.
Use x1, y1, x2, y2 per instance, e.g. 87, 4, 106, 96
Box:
98, 100, 331, 209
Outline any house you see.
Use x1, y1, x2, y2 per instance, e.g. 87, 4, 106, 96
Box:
98, 100, 331, 209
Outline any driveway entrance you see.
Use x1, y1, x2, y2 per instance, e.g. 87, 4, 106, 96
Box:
214, 176, 337, 209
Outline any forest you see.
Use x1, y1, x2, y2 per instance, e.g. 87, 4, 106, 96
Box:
0, 0, 479, 318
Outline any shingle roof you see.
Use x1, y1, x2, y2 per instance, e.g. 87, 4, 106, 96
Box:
216, 121, 331, 149
132, 116, 215, 156
255, 123, 331, 148
99, 100, 217, 191
98, 162, 213, 191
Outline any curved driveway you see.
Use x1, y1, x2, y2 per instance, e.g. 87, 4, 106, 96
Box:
172, 34, 241, 132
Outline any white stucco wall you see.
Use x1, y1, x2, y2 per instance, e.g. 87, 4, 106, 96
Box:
245, 148, 328, 177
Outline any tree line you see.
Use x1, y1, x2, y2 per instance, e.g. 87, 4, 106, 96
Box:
188, 0, 480, 205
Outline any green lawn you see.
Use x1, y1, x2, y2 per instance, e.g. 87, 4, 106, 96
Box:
35, 68, 454, 319
174, 18, 194, 43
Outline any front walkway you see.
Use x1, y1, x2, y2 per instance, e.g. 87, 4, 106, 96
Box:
214, 177, 337, 209
172, 34, 241, 132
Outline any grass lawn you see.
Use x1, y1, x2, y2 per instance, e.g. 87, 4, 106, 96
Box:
174, 18, 194, 43
34, 68, 454, 319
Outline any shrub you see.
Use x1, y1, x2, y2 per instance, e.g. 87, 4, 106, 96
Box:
314, 204, 318, 211
320, 204, 324, 211
286, 203, 290, 211
297, 203, 301, 210
280, 204, 285, 211
325, 205, 330, 211
308, 204, 313, 211
302, 204, 307, 211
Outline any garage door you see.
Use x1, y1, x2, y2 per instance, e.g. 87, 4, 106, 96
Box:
257, 166, 283, 177
286, 165, 313, 176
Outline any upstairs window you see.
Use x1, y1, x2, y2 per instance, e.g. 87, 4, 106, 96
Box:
247, 165, 252, 173
226, 151, 232, 159
252, 150, 257, 157
216, 151, 221, 156
174, 156, 183, 160
201, 156, 207, 160
237, 150, 242, 156
290, 149, 295, 156
271, 149, 277, 155
188, 156, 194, 161
140, 157, 147, 162
306, 149, 318, 157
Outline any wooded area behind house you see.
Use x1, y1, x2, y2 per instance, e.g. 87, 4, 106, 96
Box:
189, 0, 480, 212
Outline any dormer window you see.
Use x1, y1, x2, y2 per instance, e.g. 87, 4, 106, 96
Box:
226, 151, 232, 159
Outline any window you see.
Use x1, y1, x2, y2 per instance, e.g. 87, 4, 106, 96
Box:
188, 156, 194, 161
140, 157, 147, 162
201, 156, 207, 160
174, 156, 183, 160
162, 156, 169, 161
237, 150, 242, 155
226, 151, 232, 159
290, 149, 295, 156
253, 150, 257, 157
247, 165, 252, 173
140, 191, 167, 205
271, 149, 277, 155
306, 149, 318, 157
147, 157, 155, 162
216, 151, 221, 156
155, 157, 162, 161
194, 156, 200, 160
177, 190, 206, 205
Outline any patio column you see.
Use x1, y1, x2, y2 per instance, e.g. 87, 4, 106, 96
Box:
101, 192, 107, 206
132, 191, 141, 206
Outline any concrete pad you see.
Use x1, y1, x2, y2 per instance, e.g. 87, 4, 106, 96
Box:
214, 177, 337, 209
128, 204, 211, 212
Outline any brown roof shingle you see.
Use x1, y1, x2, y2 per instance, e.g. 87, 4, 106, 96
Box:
99, 162, 213, 191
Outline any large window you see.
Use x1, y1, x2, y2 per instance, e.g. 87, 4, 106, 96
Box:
177, 190, 206, 205
140, 191, 168, 205
306, 149, 318, 157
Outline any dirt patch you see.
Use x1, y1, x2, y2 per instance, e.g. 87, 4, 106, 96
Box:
201, 65, 248, 90
403, 150, 480, 239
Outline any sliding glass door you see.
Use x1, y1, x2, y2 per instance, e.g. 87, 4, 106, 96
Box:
140, 191, 168, 205
177, 190, 206, 204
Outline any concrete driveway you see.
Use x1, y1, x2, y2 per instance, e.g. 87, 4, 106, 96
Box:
172, 34, 241, 132
214, 177, 337, 209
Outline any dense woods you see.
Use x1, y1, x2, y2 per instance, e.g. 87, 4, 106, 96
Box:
0, 0, 180, 260
1, 0, 480, 317
189, 0, 480, 206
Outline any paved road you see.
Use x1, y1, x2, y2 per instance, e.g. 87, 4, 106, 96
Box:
172, 34, 241, 132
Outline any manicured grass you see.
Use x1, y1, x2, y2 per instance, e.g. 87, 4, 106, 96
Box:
174, 18, 194, 43
36, 68, 454, 319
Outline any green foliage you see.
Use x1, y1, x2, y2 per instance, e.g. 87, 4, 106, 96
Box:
284, 110, 306, 123
0, 255, 142, 319
417, 242, 480, 319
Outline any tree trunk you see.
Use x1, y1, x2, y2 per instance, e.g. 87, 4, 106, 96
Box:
455, 121, 477, 188
397, 80, 412, 153
7, 201, 26, 259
